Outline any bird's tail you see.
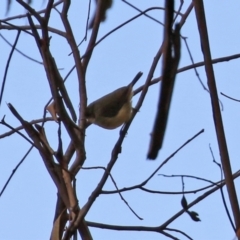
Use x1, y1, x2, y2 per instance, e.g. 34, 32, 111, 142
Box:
128, 71, 143, 88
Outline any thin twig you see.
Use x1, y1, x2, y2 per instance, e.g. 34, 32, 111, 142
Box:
122, 0, 164, 26
0, 23, 66, 37
209, 145, 235, 231
0, 33, 42, 64
0, 115, 35, 146
0, 30, 21, 106
134, 53, 240, 96
16, 0, 43, 24
81, 166, 142, 220
0, 146, 34, 198
0, 20, 33, 35
2, 0, 63, 22
0, 117, 53, 139
166, 227, 193, 240
221, 92, 240, 102
182, 36, 223, 110
173, 0, 184, 22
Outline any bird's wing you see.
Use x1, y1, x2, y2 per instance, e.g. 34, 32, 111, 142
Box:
99, 87, 130, 118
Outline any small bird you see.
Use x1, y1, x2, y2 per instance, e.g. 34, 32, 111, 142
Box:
86, 76, 140, 129
88, 0, 113, 29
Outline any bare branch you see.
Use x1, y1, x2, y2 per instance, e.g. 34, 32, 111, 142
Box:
193, 0, 240, 231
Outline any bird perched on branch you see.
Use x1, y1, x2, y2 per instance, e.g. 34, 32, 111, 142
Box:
86, 73, 142, 129
88, 0, 113, 29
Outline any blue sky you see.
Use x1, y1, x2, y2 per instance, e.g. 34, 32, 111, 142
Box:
1, 1, 240, 239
